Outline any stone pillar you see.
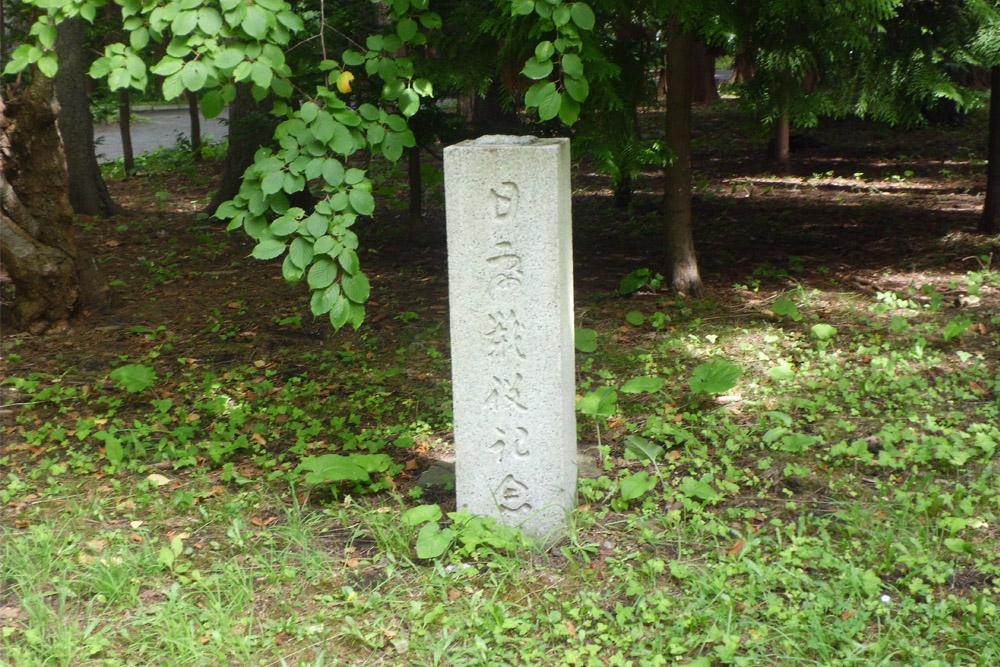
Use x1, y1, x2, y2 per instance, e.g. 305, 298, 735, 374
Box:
444, 135, 576, 544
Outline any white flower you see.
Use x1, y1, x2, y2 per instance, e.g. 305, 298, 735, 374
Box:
880, 594, 891, 603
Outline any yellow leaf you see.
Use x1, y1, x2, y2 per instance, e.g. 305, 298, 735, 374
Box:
337, 70, 354, 93
147, 473, 171, 487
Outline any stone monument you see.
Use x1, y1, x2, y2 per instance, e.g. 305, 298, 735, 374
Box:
443, 135, 577, 544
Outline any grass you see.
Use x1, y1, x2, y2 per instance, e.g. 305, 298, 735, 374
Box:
2, 110, 1000, 665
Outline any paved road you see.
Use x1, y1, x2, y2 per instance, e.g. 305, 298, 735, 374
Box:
94, 106, 229, 163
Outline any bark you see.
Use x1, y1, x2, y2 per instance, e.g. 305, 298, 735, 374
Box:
980, 66, 1000, 235
770, 102, 791, 169
691, 39, 720, 105
119, 88, 134, 174
204, 84, 269, 215
1, 74, 109, 332
662, 28, 704, 297
187, 90, 203, 162
54, 17, 122, 216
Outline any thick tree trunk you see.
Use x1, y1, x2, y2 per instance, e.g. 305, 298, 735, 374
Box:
204, 84, 269, 215
1, 75, 109, 332
54, 17, 122, 216
119, 87, 134, 174
187, 90, 203, 162
691, 39, 720, 105
980, 66, 999, 235
771, 102, 791, 169
662, 28, 704, 297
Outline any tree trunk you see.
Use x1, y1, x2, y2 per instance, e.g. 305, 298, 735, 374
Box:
980, 65, 999, 235
770, 102, 790, 169
662, 28, 704, 297
204, 84, 269, 215
187, 90, 203, 162
119, 87, 134, 174
691, 39, 720, 105
1, 74, 109, 332
54, 17, 122, 216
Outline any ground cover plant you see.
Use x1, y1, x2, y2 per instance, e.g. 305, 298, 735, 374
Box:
2, 103, 999, 666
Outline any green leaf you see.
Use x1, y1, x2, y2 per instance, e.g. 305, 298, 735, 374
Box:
811, 323, 838, 340
321, 158, 345, 187
564, 76, 589, 102
251, 239, 287, 260
769, 364, 795, 380
282, 255, 304, 282
329, 295, 350, 329
348, 187, 375, 215
342, 271, 370, 303
621, 376, 662, 394
538, 89, 561, 121
574, 327, 597, 353
241, 5, 269, 39
773, 297, 801, 320
688, 359, 740, 395
625, 310, 643, 326
310, 284, 340, 316
342, 49, 365, 66
397, 17, 418, 41
412, 78, 433, 97
944, 537, 974, 554
200, 91, 224, 118
110, 364, 157, 393
398, 88, 419, 117
269, 216, 299, 236
339, 248, 360, 274
151, 56, 184, 76
103, 435, 124, 466
943, 316, 971, 341
570, 2, 596, 30
679, 475, 721, 501
261, 170, 284, 195
416, 522, 455, 559
402, 504, 442, 526
524, 81, 555, 108
198, 7, 223, 34
511, 0, 534, 15
521, 56, 553, 80
297, 454, 371, 484
289, 237, 314, 268
172, 10, 198, 36
130, 27, 150, 51
561, 53, 583, 78
623, 436, 663, 463
535, 41, 554, 61
779, 433, 819, 453
37, 52, 58, 78
620, 471, 656, 501
558, 94, 580, 125
307, 257, 337, 289
577, 386, 616, 419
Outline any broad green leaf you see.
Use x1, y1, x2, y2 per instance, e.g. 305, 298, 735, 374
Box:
620, 471, 656, 501
564, 75, 589, 102
342, 49, 365, 66
524, 81, 555, 108
241, 5, 269, 39
570, 2, 596, 30
521, 56, 553, 80
329, 296, 350, 329
310, 284, 340, 316
623, 436, 664, 463
339, 248, 360, 274
269, 216, 299, 236
172, 10, 198, 36
625, 310, 644, 326
198, 7, 223, 33
402, 504, 442, 526
769, 364, 795, 380
200, 90, 224, 118
574, 327, 597, 353
282, 254, 304, 281
511, 0, 534, 15
342, 271, 370, 302
181, 61, 208, 90
773, 297, 801, 320
535, 40, 554, 60
313, 235, 336, 255
811, 323, 838, 340
397, 17, 418, 41
416, 522, 454, 559
322, 158, 345, 186
398, 88, 419, 117
307, 257, 337, 289
679, 475, 721, 501
621, 376, 663, 394
537, 89, 561, 121
289, 237, 314, 269
110, 364, 157, 393
561, 53, 583, 78
412, 78, 433, 96
558, 94, 580, 125
251, 239, 286, 260
261, 170, 284, 195
130, 27, 150, 50
297, 454, 370, 484
577, 386, 616, 419
779, 433, 819, 453
944, 537, 974, 554
942, 316, 971, 341
348, 187, 375, 215
103, 435, 124, 466
688, 359, 740, 395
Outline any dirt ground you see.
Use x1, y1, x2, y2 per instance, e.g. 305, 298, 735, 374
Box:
1, 102, 997, 442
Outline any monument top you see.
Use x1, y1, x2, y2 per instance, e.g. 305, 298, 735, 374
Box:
472, 135, 539, 145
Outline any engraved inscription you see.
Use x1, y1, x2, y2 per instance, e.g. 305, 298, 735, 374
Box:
494, 474, 531, 512
484, 310, 527, 359
487, 425, 530, 463
484, 374, 528, 413
490, 182, 519, 220
486, 242, 523, 293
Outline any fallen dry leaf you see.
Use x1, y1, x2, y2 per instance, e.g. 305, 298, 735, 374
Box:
841, 609, 857, 621
447, 589, 462, 601
146, 473, 171, 487
727, 539, 746, 558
